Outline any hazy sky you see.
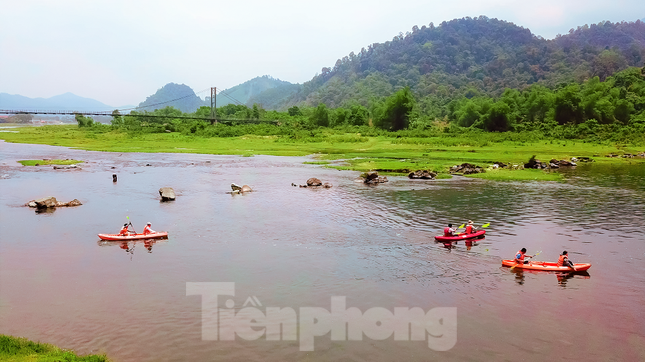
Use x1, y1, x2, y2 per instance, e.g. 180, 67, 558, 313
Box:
1, 0, 643, 107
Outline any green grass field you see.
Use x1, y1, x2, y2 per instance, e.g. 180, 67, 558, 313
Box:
1, 125, 643, 181
0, 335, 109, 362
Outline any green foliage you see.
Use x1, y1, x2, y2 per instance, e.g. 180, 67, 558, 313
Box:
110, 110, 124, 127
0, 334, 110, 361
288, 106, 303, 116
288, 18, 645, 109
18, 159, 83, 166
374, 87, 415, 130
43, 65, 645, 147
310, 103, 330, 127
75, 114, 94, 127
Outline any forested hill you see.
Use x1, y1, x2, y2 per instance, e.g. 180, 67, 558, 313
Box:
218, 76, 294, 107
138, 83, 204, 113
283, 17, 645, 108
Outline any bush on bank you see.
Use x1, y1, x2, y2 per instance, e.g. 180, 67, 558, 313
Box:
0, 334, 110, 361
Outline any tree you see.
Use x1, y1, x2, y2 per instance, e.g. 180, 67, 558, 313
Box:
374, 87, 416, 130
310, 103, 330, 127
592, 50, 628, 81
75, 113, 94, 127
252, 104, 260, 120
554, 85, 584, 124
288, 106, 302, 116
111, 110, 124, 127
348, 105, 369, 126
482, 101, 512, 131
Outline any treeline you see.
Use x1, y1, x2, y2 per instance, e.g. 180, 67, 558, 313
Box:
77, 66, 645, 144
286, 17, 645, 109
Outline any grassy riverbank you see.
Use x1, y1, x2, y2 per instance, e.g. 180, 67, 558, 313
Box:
0, 335, 109, 361
1, 125, 643, 181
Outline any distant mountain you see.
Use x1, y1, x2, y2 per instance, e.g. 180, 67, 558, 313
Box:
217, 76, 295, 108
247, 83, 301, 110
0, 92, 115, 111
284, 17, 645, 108
138, 83, 205, 113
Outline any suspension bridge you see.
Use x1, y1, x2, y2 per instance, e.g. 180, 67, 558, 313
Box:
0, 87, 277, 124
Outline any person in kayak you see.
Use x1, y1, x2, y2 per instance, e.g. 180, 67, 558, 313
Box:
119, 223, 131, 236
464, 220, 476, 234
557, 251, 575, 268
515, 248, 534, 264
143, 222, 156, 235
444, 224, 457, 237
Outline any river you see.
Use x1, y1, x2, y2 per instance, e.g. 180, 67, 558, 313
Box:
0, 140, 644, 361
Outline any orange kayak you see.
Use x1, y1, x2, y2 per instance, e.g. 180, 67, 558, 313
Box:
501, 259, 591, 272
98, 232, 168, 241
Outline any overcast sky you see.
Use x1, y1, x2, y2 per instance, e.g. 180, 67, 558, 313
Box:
1, 0, 643, 107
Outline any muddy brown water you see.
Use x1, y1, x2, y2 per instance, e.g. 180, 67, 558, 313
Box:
0, 140, 644, 361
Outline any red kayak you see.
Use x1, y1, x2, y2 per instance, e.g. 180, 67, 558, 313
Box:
434, 229, 486, 242
98, 232, 168, 241
501, 260, 592, 272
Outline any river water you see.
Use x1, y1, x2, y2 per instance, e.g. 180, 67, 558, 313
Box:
0, 140, 644, 361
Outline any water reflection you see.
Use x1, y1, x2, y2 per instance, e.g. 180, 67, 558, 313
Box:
557, 271, 591, 287
97, 239, 166, 255
436, 238, 482, 251
35, 207, 56, 215
508, 268, 591, 286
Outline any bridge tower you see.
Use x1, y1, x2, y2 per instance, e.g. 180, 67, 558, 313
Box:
210, 87, 217, 124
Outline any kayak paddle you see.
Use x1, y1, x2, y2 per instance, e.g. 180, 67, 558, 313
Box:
126, 216, 137, 234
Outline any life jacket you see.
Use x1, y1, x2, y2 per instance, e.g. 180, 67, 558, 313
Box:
557, 254, 568, 267
444, 227, 452, 237
143, 225, 152, 235
465, 225, 473, 234
119, 227, 129, 235
515, 250, 525, 263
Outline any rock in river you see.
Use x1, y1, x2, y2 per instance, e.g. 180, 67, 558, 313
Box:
408, 170, 437, 179
306, 178, 323, 187
34, 196, 58, 208
27, 196, 83, 208
159, 187, 176, 201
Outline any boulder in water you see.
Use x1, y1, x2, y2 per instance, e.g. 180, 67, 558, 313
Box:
359, 171, 388, 184
159, 187, 176, 201
34, 196, 58, 208
56, 199, 83, 207
306, 178, 323, 186
28, 197, 82, 208
408, 170, 437, 179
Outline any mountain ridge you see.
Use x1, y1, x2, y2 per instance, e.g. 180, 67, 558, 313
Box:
0, 92, 116, 111
280, 17, 645, 109
217, 76, 295, 107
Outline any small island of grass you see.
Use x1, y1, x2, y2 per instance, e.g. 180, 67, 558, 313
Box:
0, 334, 110, 361
18, 159, 84, 166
